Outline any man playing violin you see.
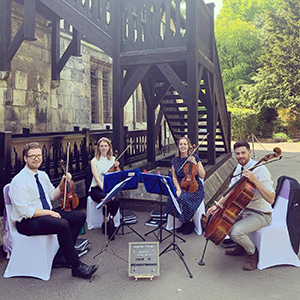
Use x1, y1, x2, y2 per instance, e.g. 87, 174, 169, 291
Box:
9, 142, 98, 279
206, 140, 275, 270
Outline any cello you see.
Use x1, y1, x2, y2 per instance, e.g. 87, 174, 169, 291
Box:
60, 143, 79, 211
198, 147, 282, 265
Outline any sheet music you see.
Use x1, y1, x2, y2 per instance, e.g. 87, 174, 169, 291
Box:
96, 177, 132, 209
161, 177, 182, 215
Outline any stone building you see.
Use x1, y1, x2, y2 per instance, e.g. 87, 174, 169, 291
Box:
0, 2, 148, 134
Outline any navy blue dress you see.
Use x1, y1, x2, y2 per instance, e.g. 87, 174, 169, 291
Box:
165, 154, 205, 223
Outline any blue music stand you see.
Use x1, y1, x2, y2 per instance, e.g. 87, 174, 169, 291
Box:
140, 173, 184, 243
141, 173, 192, 278
100, 169, 145, 241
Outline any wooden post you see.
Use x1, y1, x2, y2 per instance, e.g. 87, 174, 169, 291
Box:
0, 0, 11, 71
186, 1, 198, 145
112, 1, 124, 158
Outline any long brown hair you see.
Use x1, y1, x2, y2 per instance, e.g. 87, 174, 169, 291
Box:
95, 137, 113, 160
176, 137, 193, 157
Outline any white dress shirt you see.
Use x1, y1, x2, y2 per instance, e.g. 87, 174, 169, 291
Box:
9, 166, 55, 223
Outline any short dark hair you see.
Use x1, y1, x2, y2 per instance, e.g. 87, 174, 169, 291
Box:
24, 142, 41, 156
233, 140, 250, 151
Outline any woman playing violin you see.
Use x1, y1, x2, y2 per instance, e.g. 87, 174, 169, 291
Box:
165, 137, 205, 235
89, 137, 120, 239
206, 140, 275, 271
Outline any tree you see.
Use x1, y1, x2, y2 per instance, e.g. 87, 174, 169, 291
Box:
215, 17, 263, 104
240, 0, 300, 111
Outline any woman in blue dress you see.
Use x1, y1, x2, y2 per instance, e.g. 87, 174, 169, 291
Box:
165, 137, 205, 234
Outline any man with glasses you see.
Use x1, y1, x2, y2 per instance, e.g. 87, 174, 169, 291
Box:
9, 142, 98, 279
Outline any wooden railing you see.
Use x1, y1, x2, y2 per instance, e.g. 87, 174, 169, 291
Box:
51, 0, 213, 55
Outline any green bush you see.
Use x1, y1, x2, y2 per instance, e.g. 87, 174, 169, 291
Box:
229, 107, 258, 140
272, 132, 292, 142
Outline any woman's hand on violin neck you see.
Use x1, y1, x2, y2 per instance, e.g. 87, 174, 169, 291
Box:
114, 161, 120, 167
188, 156, 197, 165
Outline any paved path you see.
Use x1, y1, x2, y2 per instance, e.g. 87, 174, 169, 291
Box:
0, 142, 299, 300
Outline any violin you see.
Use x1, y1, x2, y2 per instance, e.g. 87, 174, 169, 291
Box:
180, 150, 199, 193
108, 150, 121, 173
106, 143, 132, 173
60, 143, 79, 211
203, 147, 282, 246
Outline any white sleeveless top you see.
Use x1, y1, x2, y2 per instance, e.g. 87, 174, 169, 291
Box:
90, 156, 115, 189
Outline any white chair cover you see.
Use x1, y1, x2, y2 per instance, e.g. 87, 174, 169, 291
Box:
248, 179, 300, 270
166, 200, 205, 235
3, 184, 59, 281
86, 196, 120, 230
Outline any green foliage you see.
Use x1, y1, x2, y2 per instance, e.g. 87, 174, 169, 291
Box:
238, 0, 300, 123
229, 107, 258, 140
274, 108, 300, 137
272, 132, 292, 142
219, 0, 282, 23
215, 18, 263, 104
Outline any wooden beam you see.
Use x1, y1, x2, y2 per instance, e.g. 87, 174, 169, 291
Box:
0, 0, 11, 71
156, 63, 187, 101
40, 0, 114, 57
6, 22, 24, 64
120, 47, 187, 66
51, 17, 60, 81
24, 0, 37, 41
197, 46, 214, 73
56, 29, 81, 74
141, 78, 156, 163
121, 64, 151, 107
153, 82, 171, 109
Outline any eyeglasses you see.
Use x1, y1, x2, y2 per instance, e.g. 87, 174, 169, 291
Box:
27, 154, 43, 160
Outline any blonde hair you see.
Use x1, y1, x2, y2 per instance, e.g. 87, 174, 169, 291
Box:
176, 137, 193, 157
95, 137, 113, 160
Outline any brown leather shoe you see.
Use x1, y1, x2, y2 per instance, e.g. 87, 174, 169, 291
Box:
225, 244, 245, 256
243, 248, 259, 271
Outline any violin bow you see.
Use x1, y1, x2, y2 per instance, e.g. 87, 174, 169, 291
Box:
63, 142, 70, 209
177, 133, 209, 173
103, 142, 132, 175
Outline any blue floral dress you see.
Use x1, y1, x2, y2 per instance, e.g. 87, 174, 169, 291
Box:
165, 154, 205, 223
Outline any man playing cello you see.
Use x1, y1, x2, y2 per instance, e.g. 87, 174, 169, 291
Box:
206, 141, 275, 270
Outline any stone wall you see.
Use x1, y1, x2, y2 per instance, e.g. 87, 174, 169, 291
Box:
0, 2, 148, 134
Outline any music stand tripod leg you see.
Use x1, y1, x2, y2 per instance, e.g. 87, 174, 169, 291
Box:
113, 197, 145, 241
160, 209, 193, 278
93, 205, 128, 262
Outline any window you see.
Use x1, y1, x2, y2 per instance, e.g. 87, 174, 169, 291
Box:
90, 61, 112, 125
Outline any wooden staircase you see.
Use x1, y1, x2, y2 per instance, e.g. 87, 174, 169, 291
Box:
1, 0, 231, 168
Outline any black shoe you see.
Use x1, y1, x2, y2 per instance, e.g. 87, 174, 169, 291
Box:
108, 219, 116, 240
176, 223, 187, 233
52, 256, 72, 269
182, 221, 195, 235
72, 262, 98, 279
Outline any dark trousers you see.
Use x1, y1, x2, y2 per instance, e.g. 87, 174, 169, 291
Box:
16, 208, 86, 265
90, 186, 120, 217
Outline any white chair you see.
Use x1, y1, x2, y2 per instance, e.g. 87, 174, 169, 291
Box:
86, 196, 120, 230
3, 184, 59, 281
166, 200, 205, 235
248, 179, 300, 270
